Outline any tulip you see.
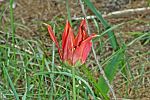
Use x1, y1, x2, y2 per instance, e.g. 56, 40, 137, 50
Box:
47, 19, 96, 66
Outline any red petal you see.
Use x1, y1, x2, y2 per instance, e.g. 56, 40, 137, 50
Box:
47, 25, 62, 59
62, 21, 71, 51
62, 22, 74, 64
81, 41, 92, 63
73, 34, 96, 65
74, 19, 88, 47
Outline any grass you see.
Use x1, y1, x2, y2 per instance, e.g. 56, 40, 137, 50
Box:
0, 0, 150, 99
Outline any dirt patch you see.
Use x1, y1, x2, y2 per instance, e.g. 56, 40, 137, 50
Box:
1, 0, 148, 38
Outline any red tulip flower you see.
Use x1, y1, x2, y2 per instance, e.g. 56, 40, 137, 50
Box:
47, 19, 96, 66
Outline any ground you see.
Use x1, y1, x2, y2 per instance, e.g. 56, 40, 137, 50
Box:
0, 0, 150, 99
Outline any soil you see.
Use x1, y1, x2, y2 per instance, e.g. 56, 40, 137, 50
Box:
0, 0, 150, 99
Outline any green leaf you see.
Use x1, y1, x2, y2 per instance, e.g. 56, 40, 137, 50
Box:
81, 65, 109, 99
35, 71, 96, 99
2, 63, 19, 100
98, 49, 124, 95
83, 0, 119, 50
66, 0, 72, 25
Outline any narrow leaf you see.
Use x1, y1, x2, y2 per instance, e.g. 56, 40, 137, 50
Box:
2, 63, 19, 100
83, 0, 119, 50
98, 49, 124, 95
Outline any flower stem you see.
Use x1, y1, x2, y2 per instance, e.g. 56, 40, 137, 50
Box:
72, 67, 76, 100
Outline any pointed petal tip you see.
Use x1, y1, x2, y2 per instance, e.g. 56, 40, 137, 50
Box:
47, 24, 63, 60
43, 22, 49, 26
66, 20, 71, 25
90, 33, 97, 38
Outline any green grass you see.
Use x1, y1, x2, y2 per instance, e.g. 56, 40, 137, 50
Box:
0, 0, 150, 100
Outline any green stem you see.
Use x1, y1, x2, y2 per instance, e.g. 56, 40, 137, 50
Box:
10, 0, 15, 45
72, 67, 76, 100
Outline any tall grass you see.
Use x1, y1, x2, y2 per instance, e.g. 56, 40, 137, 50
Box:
0, 0, 149, 100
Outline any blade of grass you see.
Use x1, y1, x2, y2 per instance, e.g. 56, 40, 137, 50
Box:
9, 0, 15, 44
2, 62, 19, 100
79, 0, 116, 99
98, 48, 124, 95
83, 0, 119, 50
65, 82, 70, 100
72, 67, 76, 100
22, 55, 28, 100
66, 0, 72, 25
93, 23, 124, 42
49, 24, 56, 99
117, 33, 133, 82
81, 65, 109, 99
0, 5, 8, 29
35, 71, 96, 99
127, 32, 149, 46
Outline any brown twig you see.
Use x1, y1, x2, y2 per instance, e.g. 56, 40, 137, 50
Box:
72, 7, 150, 20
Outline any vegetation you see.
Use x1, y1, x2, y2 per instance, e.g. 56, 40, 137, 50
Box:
0, 0, 149, 99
